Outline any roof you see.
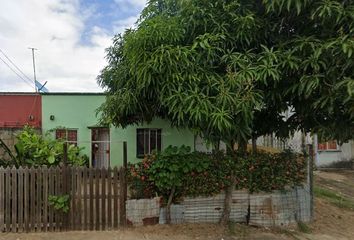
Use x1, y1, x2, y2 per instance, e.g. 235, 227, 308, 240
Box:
0, 92, 40, 96
40, 92, 106, 96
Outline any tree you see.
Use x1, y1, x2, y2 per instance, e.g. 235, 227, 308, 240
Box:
98, 0, 354, 223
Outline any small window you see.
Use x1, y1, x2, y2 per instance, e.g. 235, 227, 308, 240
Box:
136, 129, 161, 158
55, 129, 78, 146
318, 140, 338, 151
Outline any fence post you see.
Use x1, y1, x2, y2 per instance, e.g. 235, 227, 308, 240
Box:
122, 141, 128, 226
119, 167, 127, 227
63, 143, 68, 166
0, 167, 4, 232
62, 142, 69, 230
123, 141, 127, 169
62, 166, 70, 231
306, 144, 314, 221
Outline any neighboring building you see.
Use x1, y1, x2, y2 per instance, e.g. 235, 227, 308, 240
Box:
313, 136, 354, 168
0, 92, 42, 160
41, 93, 195, 167
256, 132, 354, 168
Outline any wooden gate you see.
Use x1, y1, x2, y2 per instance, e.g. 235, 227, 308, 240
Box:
0, 166, 127, 232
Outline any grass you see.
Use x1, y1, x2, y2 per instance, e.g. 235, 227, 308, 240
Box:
297, 221, 311, 234
228, 222, 307, 240
314, 186, 354, 210
227, 222, 249, 238
270, 226, 304, 240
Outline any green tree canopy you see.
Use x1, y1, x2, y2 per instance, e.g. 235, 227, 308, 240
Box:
98, 0, 354, 145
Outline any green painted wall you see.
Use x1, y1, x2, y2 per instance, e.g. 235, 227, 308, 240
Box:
41, 94, 195, 166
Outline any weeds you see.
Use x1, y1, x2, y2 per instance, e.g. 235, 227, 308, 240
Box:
314, 186, 354, 210
227, 222, 249, 239
297, 221, 311, 234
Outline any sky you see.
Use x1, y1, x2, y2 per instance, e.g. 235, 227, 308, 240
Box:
0, 0, 147, 92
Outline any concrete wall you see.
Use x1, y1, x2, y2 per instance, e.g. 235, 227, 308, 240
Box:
194, 135, 226, 153
41, 93, 195, 166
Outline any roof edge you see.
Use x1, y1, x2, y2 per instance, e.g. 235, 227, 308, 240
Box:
40, 92, 106, 96
0, 92, 40, 96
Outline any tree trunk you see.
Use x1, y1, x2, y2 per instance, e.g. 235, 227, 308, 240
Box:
220, 140, 236, 224
301, 131, 306, 154
219, 175, 235, 225
213, 140, 220, 151
238, 140, 247, 153
226, 140, 235, 155
166, 186, 176, 224
251, 136, 257, 153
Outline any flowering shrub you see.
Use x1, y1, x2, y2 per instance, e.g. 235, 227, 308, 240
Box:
127, 154, 157, 199
127, 146, 306, 201
234, 150, 306, 193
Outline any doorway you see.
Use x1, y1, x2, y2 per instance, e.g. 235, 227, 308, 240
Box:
91, 128, 110, 168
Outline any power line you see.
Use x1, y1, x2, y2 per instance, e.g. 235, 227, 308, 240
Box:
0, 48, 34, 85
0, 55, 34, 89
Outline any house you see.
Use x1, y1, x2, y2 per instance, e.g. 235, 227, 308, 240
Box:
255, 132, 354, 168
0, 92, 195, 167
0, 92, 42, 160
313, 136, 354, 168
41, 92, 195, 167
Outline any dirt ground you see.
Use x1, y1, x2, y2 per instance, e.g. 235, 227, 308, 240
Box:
314, 170, 354, 199
1, 170, 354, 240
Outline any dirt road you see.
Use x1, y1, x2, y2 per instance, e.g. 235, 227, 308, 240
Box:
0, 224, 228, 240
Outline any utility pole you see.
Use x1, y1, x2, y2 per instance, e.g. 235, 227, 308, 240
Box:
28, 47, 38, 92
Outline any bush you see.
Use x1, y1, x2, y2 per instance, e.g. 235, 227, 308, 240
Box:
0, 126, 88, 167
239, 150, 306, 193
127, 146, 306, 201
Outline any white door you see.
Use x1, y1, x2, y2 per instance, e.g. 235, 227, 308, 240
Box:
91, 128, 110, 168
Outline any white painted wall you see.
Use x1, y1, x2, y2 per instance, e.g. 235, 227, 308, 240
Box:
256, 131, 312, 153
314, 135, 354, 167
194, 135, 226, 153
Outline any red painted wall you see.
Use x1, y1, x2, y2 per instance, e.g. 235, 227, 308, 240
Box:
0, 93, 42, 128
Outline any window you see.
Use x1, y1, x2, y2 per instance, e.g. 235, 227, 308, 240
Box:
55, 129, 78, 146
318, 140, 338, 151
136, 129, 161, 158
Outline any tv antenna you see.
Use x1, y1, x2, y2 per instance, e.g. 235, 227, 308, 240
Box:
28, 47, 38, 91
28, 47, 48, 92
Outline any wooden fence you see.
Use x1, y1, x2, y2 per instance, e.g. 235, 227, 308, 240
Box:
0, 166, 127, 232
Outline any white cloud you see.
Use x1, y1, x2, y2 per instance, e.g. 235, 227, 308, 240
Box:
0, 0, 144, 92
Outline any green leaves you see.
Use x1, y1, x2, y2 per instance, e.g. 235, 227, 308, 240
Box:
0, 126, 88, 168
342, 38, 354, 58
209, 108, 233, 132
98, 0, 354, 145
263, 0, 311, 15
48, 195, 70, 213
128, 148, 306, 199
312, 0, 344, 21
